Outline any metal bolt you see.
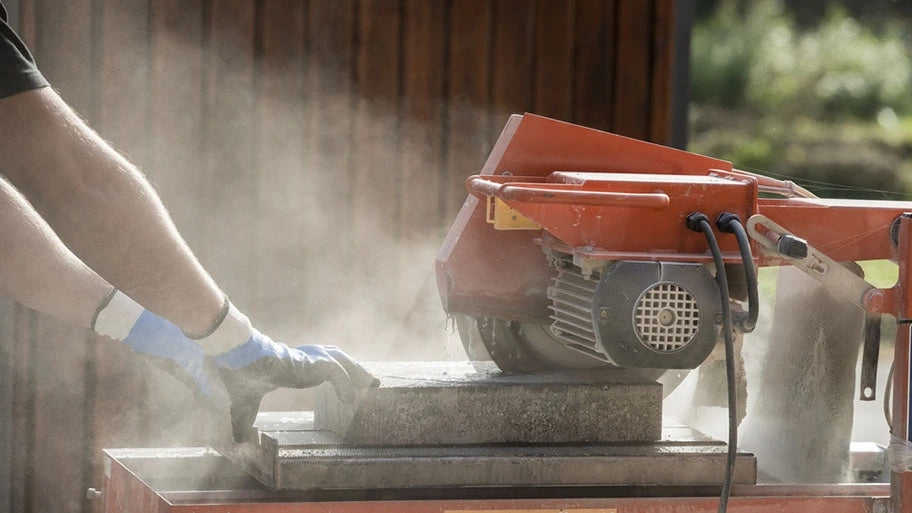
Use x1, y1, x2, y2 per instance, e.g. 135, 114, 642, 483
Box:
599, 310, 609, 319
86, 488, 102, 501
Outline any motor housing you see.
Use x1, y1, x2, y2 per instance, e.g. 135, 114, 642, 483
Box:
548, 260, 722, 369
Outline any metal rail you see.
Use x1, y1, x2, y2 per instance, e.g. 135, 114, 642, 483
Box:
467, 175, 671, 208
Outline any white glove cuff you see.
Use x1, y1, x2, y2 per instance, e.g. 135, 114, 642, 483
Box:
194, 302, 253, 355
93, 289, 144, 341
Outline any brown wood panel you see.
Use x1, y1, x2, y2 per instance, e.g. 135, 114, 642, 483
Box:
254, 0, 310, 333
650, 0, 675, 144
15, 0, 35, 45
204, 0, 259, 309
350, 0, 407, 342
573, 0, 616, 132
92, 0, 149, 459
0, 300, 12, 513
532, 0, 575, 121
97, 0, 149, 162
30, 317, 90, 513
614, 0, 654, 140
8, 306, 35, 513
445, 0, 492, 217
147, 0, 206, 251
23, 3, 95, 512
144, 0, 210, 448
489, 0, 535, 141
305, 0, 357, 321
351, 0, 402, 263
401, 0, 445, 239
393, 0, 448, 360
32, 0, 93, 116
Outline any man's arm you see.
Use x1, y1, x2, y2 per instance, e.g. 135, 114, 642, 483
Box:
0, 87, 224, 335
0, 86, 379, 439
0, 175, 111, 326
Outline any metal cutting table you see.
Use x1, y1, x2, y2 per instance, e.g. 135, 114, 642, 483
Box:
96, 362, 774, 512
95, 361, 897, 513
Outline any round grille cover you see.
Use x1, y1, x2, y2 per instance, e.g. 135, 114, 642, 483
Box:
592, 260, 721, 369
633, 282, 700, 352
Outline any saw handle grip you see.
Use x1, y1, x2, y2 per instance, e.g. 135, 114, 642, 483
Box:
466, 176, 670, 209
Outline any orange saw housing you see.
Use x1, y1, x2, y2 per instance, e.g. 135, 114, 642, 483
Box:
437, 114, 912, 326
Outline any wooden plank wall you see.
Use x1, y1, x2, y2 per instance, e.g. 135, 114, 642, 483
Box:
0, 1, 677, 512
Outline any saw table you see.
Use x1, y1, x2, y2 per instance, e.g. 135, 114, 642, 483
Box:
95, 361, 893, 512
94, 361, 762, 512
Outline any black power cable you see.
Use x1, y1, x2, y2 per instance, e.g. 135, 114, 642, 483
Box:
686, 212, 737, 513
717, 213, 759, 333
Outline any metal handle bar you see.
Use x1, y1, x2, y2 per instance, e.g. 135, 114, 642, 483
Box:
466, 176, 670, 209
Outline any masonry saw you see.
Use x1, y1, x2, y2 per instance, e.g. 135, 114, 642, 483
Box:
435, 113, 912, 505
436, 113, 907, 377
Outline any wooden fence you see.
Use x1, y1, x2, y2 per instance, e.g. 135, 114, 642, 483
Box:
0, 1, 679, 512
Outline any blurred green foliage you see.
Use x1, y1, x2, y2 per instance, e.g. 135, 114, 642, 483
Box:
693, 0, 912, 118
689, 0, 912, 199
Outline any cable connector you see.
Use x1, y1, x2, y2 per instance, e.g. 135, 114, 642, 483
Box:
716, 212, 742, 233
686, 212, 710, 232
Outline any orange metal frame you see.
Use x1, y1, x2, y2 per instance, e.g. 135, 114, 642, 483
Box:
437, 113, 912, 320
436, 114, 912, 510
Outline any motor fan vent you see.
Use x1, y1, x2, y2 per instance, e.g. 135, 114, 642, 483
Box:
634, 282, 700, 352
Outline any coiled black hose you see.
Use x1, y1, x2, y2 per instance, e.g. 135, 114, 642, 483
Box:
686, 212, 737, 513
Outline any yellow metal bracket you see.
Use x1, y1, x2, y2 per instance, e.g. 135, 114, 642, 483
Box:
485, 196, 541, 230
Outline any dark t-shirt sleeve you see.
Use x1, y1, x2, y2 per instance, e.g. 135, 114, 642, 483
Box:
0, 1, 48, 100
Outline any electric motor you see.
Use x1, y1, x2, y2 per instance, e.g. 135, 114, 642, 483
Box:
548, 260, 722, 369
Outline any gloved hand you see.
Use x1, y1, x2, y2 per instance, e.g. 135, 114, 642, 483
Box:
93, 289, 380, 442
92, 289, 229, 411
212, 333, 380, 441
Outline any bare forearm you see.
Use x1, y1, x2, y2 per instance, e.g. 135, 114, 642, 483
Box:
0, 88, 224, 334
0, 176, 110, 326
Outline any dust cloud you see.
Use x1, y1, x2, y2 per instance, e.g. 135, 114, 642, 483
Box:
123, 14, 470, 415
665, 265, 895, 483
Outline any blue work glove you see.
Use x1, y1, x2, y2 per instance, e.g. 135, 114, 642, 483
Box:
92, 290, 229, 411
212, 332, 380, 441
93, 290, 379, 442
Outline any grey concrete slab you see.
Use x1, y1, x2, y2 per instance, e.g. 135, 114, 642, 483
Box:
271, 442, 757, 490
315, 361, 663, 445
214, 411, 756, 490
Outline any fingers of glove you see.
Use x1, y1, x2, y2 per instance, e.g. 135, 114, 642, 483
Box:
311, 346, 379, 388
228, 392, 265, 443
329, 372, 356, 403
216, 346, 349, 392
292, 353, 355, 403
215, 366, 269, 442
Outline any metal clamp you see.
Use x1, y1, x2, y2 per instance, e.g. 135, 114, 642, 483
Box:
746, 214, 873, 309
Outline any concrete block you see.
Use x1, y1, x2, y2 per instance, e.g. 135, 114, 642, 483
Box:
314, 361, 662, 444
